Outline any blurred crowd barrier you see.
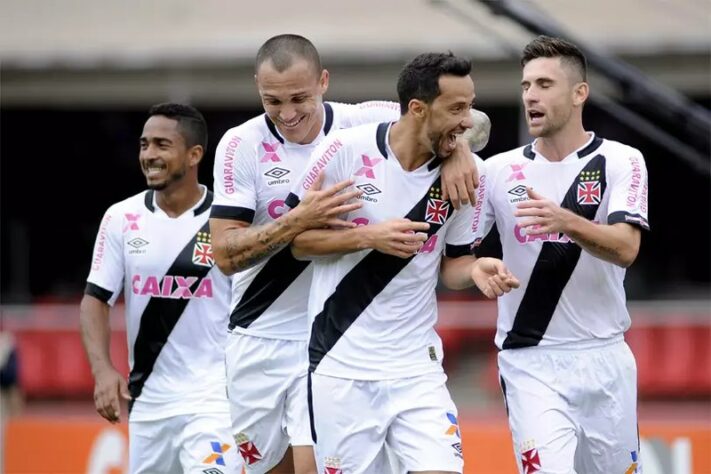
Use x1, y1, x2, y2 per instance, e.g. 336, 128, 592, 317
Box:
1, 301, 710, 400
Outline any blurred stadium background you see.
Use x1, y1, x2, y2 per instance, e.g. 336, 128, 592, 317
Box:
1, 0, 709, 472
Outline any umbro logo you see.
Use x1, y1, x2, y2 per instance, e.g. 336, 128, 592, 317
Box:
264, 167, 290, 186
202, 469, 224, 474
127, 237, 149, 254
356, 183, 381, 196
507, 184, 529, 203
508, 185, 527, 197
264, 167, 290, 179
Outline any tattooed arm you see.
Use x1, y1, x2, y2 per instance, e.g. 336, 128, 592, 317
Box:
564, 219, 640, 268
210, 173, 362, 275
515, 188, 641, 268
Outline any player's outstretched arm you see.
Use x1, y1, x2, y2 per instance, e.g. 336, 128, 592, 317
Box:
291, 218, 431, 260
514, 188, 641, 267
79, 294, 130, 424
211, 173, 363, 274
440, 255, 520, 296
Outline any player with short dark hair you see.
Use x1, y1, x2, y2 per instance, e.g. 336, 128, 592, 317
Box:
288, 51, 519, 474
474, 35, 649, 473
80, 103, 242, 474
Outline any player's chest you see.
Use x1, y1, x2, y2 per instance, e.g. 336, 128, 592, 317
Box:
121, 217, 212, 274
494, 160, 607, 211
348, 159, 444, 224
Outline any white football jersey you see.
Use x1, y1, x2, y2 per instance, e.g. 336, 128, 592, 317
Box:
211, 101, 400, 341
288, 122, 480, 380
86, 187, 230, 421
473, 134, 650, 349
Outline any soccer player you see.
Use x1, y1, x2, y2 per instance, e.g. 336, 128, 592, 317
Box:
209, 35, 485, 474
80, 104, 242, 474
287, 52, 519, 474
473, 36, 649, 473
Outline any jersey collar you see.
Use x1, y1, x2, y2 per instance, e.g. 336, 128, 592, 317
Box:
523, 132, 603, 161
144, 185, 212, 217
377, 122, 442, 171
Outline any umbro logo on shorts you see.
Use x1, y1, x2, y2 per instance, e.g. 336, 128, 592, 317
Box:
202, 469, 223, 474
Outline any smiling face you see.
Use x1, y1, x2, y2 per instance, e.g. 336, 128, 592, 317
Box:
139, 115, 194, 191
256, 58, 329, 145
521, 56, 587, 138
422, 74, 476, 158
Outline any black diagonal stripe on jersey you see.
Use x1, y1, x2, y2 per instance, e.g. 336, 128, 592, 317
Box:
228, 246, 310, 330
309, 177, 452, 372
502, 154, 608, 349
128, 221, 213, 409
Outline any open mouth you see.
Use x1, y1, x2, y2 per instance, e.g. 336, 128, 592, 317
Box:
143, 162, 166, 178
443, 130, 465, 154
528, 110, 545, 124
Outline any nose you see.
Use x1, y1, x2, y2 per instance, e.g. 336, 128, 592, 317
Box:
523, 87, 538, 105
461, 109, 475, 130
279, 104, 298, 123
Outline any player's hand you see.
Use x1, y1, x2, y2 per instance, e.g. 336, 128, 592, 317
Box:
363, 218, 430, 259
291, 172, 363, 230
514, 187, 574, 235
93, 366, 131, 424
441, 140, 479, 209
471, 257, 520, 298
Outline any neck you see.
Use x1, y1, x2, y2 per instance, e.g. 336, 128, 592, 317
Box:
534, 121, 589, 162
389, 117, 433, 171
155, 180, 203, 218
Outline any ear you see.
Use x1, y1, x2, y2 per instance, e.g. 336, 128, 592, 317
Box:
319, 69, 330, 94
408, 99, 427, 119
573, 81, 589, 107
188, 145, 204, 167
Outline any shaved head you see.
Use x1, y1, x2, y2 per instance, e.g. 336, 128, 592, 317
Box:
256, 34, 322, 75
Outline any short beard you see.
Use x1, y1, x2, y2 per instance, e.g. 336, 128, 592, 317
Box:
146, 167, 186, 191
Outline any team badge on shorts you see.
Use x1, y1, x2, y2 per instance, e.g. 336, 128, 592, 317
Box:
193, 232, 214, 267
576, 170, 602, 205
234, 433, 262, 465
519, 439, 541, 473
324, 456, 343, 474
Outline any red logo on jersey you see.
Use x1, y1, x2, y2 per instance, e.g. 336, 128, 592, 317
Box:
506, 163, 528, 182
237, 440, 262, 465
425, 198, 450, 225
354, 154, 382, 179
521, 448, 541, 473
260, 141, 281, 162
577, 181, 601, 205
192, 242, 214, 267
123, 213, 141, 232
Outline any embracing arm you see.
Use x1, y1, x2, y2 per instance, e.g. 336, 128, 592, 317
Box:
291, 219, 431, 260
211, 174, 363, 275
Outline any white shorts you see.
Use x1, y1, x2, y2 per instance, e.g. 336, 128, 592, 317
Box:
225, 332, 312, 473
309, 371, 464, 474
498, 339, 641, 474
129, 412, 242, 474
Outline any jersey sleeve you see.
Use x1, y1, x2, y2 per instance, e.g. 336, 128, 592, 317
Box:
210, 128, 259, 223
443, 155, 484, 257
332, 101, 401, 128
471, 156, 496, 250
286, 131, 350, 208
606, 149, 650, 230
85, 204, 124, 306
